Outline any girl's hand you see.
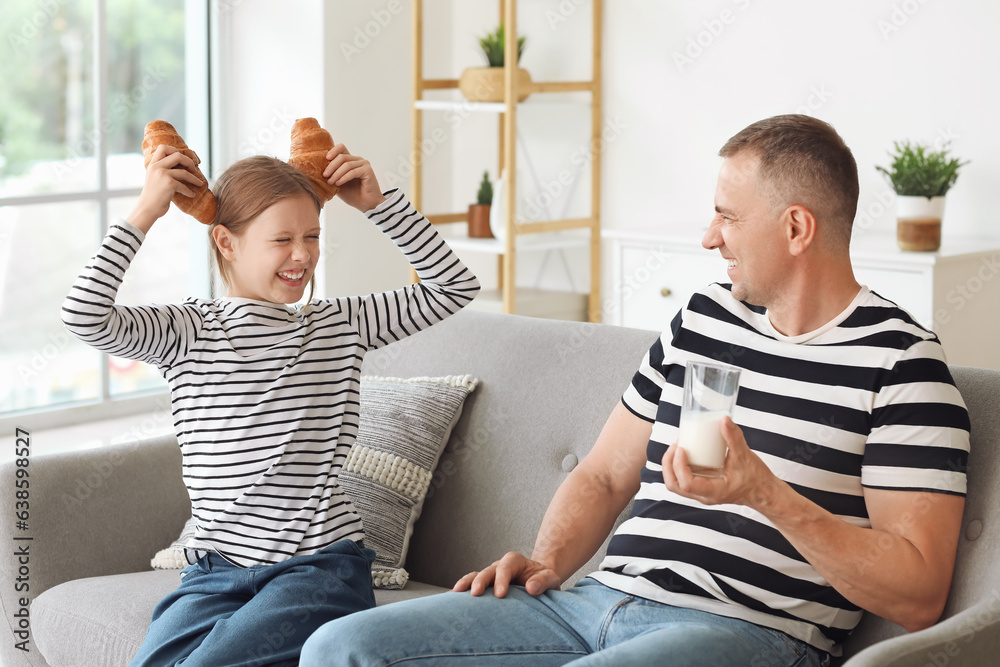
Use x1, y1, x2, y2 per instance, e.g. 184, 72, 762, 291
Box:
322, 144, 386, 213
127, 145, 204, 234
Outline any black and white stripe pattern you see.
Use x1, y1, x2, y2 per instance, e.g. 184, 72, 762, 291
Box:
62, 189, 480, 567
590, 283, 970, 655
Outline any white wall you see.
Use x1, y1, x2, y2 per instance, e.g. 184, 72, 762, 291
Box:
217, 1, 324, 166
222, 0, 1000, 298
598, 0, 1000, 242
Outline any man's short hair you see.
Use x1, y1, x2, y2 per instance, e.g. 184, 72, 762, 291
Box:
719, 114, 859, 246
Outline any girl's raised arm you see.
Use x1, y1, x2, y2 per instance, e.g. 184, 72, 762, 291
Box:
323, 145, 481, 349
61, 220, 203, 367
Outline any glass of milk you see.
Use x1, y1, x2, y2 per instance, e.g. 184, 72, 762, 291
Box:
677, 361, 741, 477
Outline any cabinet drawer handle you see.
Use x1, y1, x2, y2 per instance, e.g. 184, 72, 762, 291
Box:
660, 288, 672, 298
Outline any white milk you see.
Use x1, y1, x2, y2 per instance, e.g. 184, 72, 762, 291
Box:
677, 410, 728, 474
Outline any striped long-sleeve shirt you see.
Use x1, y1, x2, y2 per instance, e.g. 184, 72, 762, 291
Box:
62, 189, 480, 567
590, 282, 970, 656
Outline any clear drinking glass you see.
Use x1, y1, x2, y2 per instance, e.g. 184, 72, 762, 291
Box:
677, 361, 741, 477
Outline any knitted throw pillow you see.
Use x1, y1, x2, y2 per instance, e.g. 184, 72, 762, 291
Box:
151, 374, 478, 590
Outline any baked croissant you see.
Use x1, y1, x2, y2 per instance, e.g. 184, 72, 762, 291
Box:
141, 120, 218, 225
288, 117, 339, 203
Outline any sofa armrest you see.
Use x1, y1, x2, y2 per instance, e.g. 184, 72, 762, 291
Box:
0, 435, 189, 665
842, 598, 1000, 667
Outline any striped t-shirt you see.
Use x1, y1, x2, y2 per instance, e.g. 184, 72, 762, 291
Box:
589, 283, 970, 655
62, 189, 480, 567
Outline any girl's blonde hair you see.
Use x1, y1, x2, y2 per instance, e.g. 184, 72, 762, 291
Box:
209, 156, 323, 302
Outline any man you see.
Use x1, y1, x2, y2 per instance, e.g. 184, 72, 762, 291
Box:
300, 115, 970, 667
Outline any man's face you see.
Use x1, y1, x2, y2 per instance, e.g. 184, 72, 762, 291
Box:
702, 155, 786, 307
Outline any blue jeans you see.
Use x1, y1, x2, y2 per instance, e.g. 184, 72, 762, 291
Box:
300, 578, 830, 667
129, 539, 376, 667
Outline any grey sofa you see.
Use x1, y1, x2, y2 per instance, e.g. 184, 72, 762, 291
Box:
2, 310, 998, 667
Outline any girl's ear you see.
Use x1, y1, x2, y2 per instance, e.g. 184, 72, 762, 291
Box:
213, 225, 238, 261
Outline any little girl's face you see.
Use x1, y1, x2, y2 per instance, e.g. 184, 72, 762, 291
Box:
219, 194, 321, 304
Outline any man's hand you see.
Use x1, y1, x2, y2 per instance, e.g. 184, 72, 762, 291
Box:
323, 144, 386, 213
452, 552, 562, 598
662, 416, 783, 510
128, 145, 204, 234
664, 415, 965, 631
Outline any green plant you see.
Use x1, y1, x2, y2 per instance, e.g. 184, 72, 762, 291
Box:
475, 171, 493, 205
477, 24, 526, 67
876, 141, 968, 198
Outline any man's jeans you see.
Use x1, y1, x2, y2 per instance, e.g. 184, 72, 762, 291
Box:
301, 577, 830, 667
129, 539, 376, 667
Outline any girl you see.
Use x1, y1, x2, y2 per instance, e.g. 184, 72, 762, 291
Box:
62, 142, 480, 666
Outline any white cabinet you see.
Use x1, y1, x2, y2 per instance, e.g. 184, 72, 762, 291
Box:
604, 231, 1000, 371
605, 234, 725, 332
850, 234, 1000, 370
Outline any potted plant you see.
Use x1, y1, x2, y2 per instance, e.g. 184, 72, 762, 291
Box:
467, 171, 494, 238
459, 24, 531, 103
876, 141, 968, 251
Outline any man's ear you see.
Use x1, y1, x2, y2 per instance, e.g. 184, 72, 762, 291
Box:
783, 205, 817, 257
212, 225, 238, 261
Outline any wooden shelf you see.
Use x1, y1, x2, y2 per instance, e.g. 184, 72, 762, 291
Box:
412, 0, 603, 322
436, 225, 589, 255
414, 98, 591, 114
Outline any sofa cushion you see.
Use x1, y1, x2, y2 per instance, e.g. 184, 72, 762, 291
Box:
32, 571, 448, 667
151, 375, 478, 590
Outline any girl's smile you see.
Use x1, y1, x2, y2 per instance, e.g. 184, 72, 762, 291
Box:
213, 194, 321, 304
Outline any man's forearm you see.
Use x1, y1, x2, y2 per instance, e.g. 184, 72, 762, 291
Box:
531, 464, 636, 585
754, 480, 963, 632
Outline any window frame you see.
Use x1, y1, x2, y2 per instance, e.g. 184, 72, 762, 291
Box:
0, 0, 214, 433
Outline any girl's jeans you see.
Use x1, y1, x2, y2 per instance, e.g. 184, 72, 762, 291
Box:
129, 539, 376, 667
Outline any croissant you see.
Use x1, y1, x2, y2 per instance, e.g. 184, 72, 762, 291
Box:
141, 120, 218, 225
288, 117, 339, 203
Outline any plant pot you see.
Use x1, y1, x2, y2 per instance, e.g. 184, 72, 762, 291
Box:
896, 195, 946, 252
458, 67, 532, 103
467, 204, 493, 238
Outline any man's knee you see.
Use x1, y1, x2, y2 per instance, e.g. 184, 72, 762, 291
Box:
301, 613, 370, 664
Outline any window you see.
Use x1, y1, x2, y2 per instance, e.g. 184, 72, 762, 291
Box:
0, 0, 211, 428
